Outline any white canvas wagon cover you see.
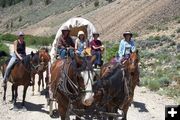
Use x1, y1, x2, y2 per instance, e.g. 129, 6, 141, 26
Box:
50, 17, 97, 59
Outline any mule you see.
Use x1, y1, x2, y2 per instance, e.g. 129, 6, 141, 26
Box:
95, 50, 139, 120
94, 62, 130, 120
49, 54, 97, 120
31, 48, 51, 95
2, 52, 42, 109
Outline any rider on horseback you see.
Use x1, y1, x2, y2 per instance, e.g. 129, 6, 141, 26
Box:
118, 31, 140, 86
2, 32, 26, 87
75, 31, 87, 57
56, 26, 75, 59
118, 31, 136, 63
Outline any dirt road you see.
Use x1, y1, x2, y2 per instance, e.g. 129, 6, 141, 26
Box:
0, 44, 177, 120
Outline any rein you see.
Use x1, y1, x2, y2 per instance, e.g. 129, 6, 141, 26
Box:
58, 58, 95, 101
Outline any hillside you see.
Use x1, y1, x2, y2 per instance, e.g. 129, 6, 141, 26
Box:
0, 0, 179, 40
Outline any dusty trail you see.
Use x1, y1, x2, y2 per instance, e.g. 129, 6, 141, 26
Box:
0, 44, 177, 120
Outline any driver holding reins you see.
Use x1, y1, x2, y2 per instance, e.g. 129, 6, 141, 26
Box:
56, 26, 75, 59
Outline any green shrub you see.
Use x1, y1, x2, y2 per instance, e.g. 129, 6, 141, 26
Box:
147, 35, 160, 41
147, 25, 155, 30
44, 0, 51, 5
141, 78, 149, 86
140, 50, 155, 58
148, 80, 160, 91
157, 77, 170, 87
0, 42, 9, 54
1, 33, 17, 42
174, 16, 180, 23
29, 0, 33, 6
176, 97, 180, 104
94, 0, 99, 7
176, 54, 180, 60
170, 34, 176, 38
0, 33, 54, 46
106, 0, 113, 3
103, 42, 119, 62
132, 32, 138, 38
162, 87, 180, 97
176, 28, 180, 33
19, 16, 22, 22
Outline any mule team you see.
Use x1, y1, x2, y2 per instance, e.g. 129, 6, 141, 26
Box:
1, 28, 139, 120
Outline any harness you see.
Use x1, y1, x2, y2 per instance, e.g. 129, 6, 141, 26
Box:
57, 58, 95, 102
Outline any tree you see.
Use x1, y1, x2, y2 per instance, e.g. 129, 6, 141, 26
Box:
1, 0, 6, 8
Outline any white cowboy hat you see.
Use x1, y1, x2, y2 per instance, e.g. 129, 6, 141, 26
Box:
78, 31, 85, 37
18, 31, 24, 36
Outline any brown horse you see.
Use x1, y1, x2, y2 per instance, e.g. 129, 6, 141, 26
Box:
121, 50, 139, 119
49, 55, 97, 120
95, 50, 139, 120
2, 52, 43, 110
31, 48, 51, 95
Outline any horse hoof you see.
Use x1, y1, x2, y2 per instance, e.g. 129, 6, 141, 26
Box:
21, 106, 27, 112
11, 106, 19, 111
9, 100, 13, 104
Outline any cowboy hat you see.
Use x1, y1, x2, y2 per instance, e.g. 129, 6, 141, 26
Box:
78, 31, 85, 37
123, 31, 133, 37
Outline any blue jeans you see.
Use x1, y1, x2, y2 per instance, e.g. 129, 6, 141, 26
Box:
92, 50, 102, 65
3, 53, 17, 82
58, 48, 74, 59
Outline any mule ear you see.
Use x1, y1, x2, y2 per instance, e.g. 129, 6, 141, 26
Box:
90, 55, 96, 64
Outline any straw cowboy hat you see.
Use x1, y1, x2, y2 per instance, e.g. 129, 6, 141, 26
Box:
78, 31, 85, 37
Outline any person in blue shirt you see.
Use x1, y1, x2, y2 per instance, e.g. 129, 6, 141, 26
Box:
118, 31, 140, 86
118, 31, 136, 62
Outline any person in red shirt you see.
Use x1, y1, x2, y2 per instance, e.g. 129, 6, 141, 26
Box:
90, 32, 104, 68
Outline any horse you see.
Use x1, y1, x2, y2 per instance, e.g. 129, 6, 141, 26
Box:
95, 50, 139, 120
93, 62, 130, 120
49, 54, 97, 120
120, 50, 139, 119
1, 51, 43, 110
31, 48, 51, 95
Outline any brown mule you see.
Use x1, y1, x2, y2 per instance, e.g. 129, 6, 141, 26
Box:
31, 48, 51, 95
49, 55, 96, 120
2, 52, 43, 110
95, 50, 139, 120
